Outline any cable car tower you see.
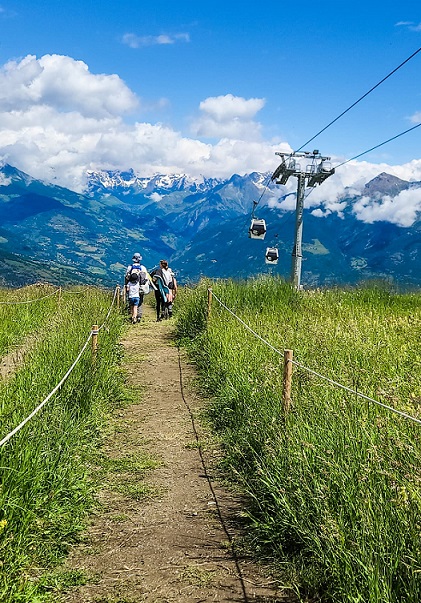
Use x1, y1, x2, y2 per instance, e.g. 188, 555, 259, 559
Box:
271, 150, 334, 289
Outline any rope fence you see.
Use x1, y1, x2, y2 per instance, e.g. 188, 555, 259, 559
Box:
0, 333, 93, 448
208, 288, 421, 426
98, 285, 119, 331
0, 285, 120, 448
0, 288, 60, 305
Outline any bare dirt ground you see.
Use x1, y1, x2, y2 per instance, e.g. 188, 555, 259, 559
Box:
65, 303, 291, 603
0, 333, 36, 380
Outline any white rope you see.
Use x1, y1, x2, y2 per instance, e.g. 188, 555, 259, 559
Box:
210, 289, 421, 426
211, 292, 284, 356
98, 286, 118, 331
0, 332, 93, 448
0, 288, 60, 305
0, 285, 122, 448
290, 359, 421, 426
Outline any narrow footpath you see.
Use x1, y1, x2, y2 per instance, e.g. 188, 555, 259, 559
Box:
65, 303, 288, 603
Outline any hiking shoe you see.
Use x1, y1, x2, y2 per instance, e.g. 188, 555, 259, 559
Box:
131, 318, 136, 324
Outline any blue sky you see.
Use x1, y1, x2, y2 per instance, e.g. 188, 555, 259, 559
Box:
0, 0, 421, 223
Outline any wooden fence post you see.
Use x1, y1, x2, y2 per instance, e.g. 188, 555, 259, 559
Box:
92, 324, 99, 360
207, 287, 212, 320
122, 285, 126, 309
282, 349, 293, 413
116, 285, 120, 310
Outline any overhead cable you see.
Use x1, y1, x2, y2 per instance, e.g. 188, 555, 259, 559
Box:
251, 172, 274, 217
334, 122, 421, 169
295, 46, 421, 153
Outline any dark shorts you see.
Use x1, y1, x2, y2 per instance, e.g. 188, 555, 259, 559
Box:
128, 296, 140, 306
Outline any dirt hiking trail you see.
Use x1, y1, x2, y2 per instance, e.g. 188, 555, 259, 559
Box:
65, 304, 289, 603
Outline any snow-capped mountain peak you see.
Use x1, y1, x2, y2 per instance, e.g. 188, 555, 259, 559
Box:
85, 169, 224, 195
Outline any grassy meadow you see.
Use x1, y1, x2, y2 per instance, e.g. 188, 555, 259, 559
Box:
0, 284, 61, 357
176, 278, 421, 603
0, 285, 125, 602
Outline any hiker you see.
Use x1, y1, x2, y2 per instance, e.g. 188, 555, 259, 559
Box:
125, 252, 149, 324
150, 260, 178, 321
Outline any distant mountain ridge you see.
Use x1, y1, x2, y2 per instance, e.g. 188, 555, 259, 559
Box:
0, 163, 420, 288
86, 169, 225, 195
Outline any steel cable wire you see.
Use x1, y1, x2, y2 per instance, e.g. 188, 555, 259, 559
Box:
295, 46, 421, 153
334, 122, 421, 169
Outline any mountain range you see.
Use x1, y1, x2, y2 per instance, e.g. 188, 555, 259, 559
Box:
0, 163, 420, 288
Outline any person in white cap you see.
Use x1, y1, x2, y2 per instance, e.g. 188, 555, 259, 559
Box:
124, 253, 148, 324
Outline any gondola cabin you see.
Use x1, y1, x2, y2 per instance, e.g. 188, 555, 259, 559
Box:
265, 247, 279, 265
248, 218, 267, 240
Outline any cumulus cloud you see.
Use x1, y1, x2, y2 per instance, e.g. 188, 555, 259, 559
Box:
122, 32, 190, 48
311, 208, 329, 218
149, 192, 163, 202
0, 54, 138, 117
191, 94, 266, 140
0, 59, 285, 190
352, 189, 421, 227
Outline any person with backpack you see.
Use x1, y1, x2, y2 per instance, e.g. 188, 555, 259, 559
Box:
125, 253, 150, 324
150, 259, 177, 321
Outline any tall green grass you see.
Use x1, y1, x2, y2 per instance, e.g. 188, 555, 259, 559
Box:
0, 286, 125, 602
0, 284, 60, 356
176, 278, 421, 602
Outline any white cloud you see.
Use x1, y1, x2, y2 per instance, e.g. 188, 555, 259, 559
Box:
149, 192, 163, 202
191, 94, 266, 140
122, 32, 190, 48
352, 189, 421, 227
199, 94, 265, 121
311, 208, 331, 218
0, 59, 286, 190
0, 54, 138, 117
395, 21, 421, 31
